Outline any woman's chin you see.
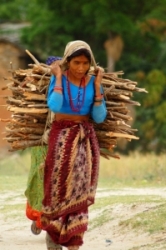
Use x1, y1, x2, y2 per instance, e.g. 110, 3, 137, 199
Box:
75, 73, 85, 79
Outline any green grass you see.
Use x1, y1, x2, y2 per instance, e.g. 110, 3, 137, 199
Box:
1, 150, 166, 187
129, 241, 166, 250
98, 151, 166, 187
119, 202, 166, 234
91, 195, 163, 210
1, 203, 25, 214
0, 175, 28, 191
0, 149, 30, 175
89, 194, 165, 230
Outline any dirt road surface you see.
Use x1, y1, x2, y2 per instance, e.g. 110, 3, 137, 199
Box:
1, 187, 166, 250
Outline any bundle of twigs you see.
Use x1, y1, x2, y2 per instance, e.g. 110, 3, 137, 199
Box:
1, 50, 147, 159
88, 68, 147, 158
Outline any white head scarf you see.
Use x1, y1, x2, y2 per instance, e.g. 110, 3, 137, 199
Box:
60, 40, 97, 71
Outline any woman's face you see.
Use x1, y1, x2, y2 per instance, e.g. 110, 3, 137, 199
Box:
68, 55, 90, 79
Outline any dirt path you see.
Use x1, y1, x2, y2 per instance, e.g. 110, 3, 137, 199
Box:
1, 187, 166, 250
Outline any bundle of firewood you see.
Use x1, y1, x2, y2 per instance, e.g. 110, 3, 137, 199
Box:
1, 50, 147, 159
89, 67, 148, 158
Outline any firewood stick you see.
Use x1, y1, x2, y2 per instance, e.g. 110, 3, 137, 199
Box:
100, 149, 120, 159
5, 133, 42, 140
94, 119, 129, 127
29, 63, 49, 68
110, 97, 141, 106
105, 101, 124, 106
106, 132, 139, 139
105, 76, 137, 85
1, 86, 8, 90
99, 152, 111, 159
134, 87, 148, 93
109, 109, 129, 115
104, 70, 124, 76
108, 111, 132, 121
8, 86, 28, 92
6, 120, 45, 127
32, 64, 51, 75
7, 97, 22, 105
106, 89, 133, 97
104, 85, 115, 94
7, 106, 48, 114
29, 74, 50, 80
23, 112, 47, 119
102, 79, 136, 90
0, 118, 12, 122
11, 114, 36, 120
27, 104, 48, 108
25, 50, 40, 64
95, 131, 113, 137
8, 139, 42, 151
3, 136, 22, 141
99, 142, 117, 148
5, 127, 44, 134
106, 106, 128, 110
8, 78, 23, 86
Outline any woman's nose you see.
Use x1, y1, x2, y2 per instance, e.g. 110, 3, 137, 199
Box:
78, 64, 85, 72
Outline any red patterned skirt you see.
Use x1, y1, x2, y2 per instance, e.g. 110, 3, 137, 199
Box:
41, 120, 100, 247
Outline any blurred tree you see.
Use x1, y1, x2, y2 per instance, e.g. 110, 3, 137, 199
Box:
131, 69, 166, 152
19, 0, 166, 63
0, 0, 35, 22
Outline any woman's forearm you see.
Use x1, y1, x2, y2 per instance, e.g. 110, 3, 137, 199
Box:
47, 75, 63, 113
47, 92, 63, 113
91, 102, 107, 123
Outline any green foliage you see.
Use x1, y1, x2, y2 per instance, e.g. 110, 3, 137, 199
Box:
143, 70, 166, 107
155, 102, 166, 123
0, 0, 35, 22
131, 70, 166, 152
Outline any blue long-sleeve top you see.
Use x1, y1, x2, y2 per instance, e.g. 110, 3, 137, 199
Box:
47, 74, 107, 123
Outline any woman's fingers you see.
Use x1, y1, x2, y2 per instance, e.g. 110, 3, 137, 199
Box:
50, 62, 62, 76
96, 67, 103, 80
95, 66, 104, 74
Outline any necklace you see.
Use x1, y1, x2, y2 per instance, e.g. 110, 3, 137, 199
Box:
66, 71, 86, 112
71, 93, 79, 101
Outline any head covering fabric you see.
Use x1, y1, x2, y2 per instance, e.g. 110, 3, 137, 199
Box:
60, 40, 97, 71
46, 56, 62, 66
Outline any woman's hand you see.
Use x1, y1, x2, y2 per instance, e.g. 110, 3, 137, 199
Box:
50, 61, 63, 88
50, 61, 62, 78
94, 66, 104, 95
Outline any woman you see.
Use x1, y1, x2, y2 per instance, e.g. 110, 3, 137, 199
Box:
25, 56, 62, 235
41, 40, 107, 250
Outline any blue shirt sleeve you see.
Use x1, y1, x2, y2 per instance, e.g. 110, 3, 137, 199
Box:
47, 75, 63, 113
91, 85, 107, 123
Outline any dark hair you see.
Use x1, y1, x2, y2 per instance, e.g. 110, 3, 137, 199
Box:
67, 48, 91, 63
